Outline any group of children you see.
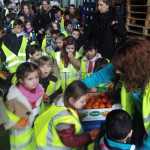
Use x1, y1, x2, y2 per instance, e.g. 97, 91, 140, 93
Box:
0, 1, 137, 150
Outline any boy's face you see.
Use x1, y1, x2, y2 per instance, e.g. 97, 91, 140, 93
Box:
39, 63, 52, 78
14, 25, 23, 34
56, 11, 61, 17
56, 38, 63, 49
72, 31, 80, 40
29, 51, 42, 62
45, 30, 51, 38
85, 49, 97, 60
6, 17, 11, 22
66, 24, 72, 31
73, 18, 78, 23
26, 22, 32, 30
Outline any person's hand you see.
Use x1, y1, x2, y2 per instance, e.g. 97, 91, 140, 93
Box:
111, 20, 119, 30
68, 52, 73, 57
90, 87, 97, 92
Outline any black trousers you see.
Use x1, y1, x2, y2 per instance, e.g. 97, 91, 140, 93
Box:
131, 105, 146, 147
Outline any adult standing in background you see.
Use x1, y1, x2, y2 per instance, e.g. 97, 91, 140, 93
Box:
34, 0, 55, 39
86, 0, 127, 59
21, 2, 35, 24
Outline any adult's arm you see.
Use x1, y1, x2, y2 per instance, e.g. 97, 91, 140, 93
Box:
138, 134, 150, 150
82, 63, 116, 88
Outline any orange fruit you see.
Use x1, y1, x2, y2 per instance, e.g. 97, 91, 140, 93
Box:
19, 118, 27, 127
105, 102, 112, 108
43, 93, 48, 101
99, 91, 106, 98
99, 103, 105, 109
91, 129, 100, 137
101, 98, 107, 103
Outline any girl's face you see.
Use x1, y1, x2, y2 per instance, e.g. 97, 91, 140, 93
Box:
52, 23, 59, 30
85, 49, 97, 60
66, 45, 75, 53
56, 38, 63, 49
66, 24, 73, 31
19, 16, 25, 23
97, 0, 109, 13
42, 1, 49, 11
23, 5, 29, 14
39, 63, 52, 78
29, 51, 42, 62
20, 70, 39, 90
69, 6, 75, 15
26, 22, 32, 30
45, 30, 51, 38
70, 94, 88, 109
72, 31, 80, 40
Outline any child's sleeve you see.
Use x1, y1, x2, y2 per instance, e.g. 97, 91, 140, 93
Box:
56, 123, 92, 147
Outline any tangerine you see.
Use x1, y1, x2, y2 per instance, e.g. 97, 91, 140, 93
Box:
91, 129, 100, 138
43, 93, 49, 101
19, 118, 27, 127
99, 103, 105, 109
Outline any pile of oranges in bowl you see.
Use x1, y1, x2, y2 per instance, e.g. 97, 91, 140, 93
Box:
83, 91, 114, 109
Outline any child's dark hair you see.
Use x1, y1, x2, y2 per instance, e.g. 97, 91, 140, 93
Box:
45, 25, 54, 33
72, 13, 79, 20
14, 19, 24, 27
69, 4, 75, 9
106, 109, 132, 141
37, 56, 52, 66
16, 62, 39, 81
55, 33, 65, 40
28, 45, 42, 55
64, 80, 88, 106
83, 39, 98, 51
94, 58, 109, 72
51, 30, 60, 36
65, 20, 72, 27
25, 20, 32, 27
18, 13, 25, 19
72, 29, 80, 34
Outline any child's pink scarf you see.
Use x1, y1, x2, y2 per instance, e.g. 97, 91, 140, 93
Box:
18, 84, 44, 103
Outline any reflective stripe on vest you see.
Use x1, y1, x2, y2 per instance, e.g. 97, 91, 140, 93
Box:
55, 51, 80, 90
10, 125, 36, 150
34, 105, 83, 150
2, 36, 27, 73
61, 30, 68, 37
41, 37, 49, 56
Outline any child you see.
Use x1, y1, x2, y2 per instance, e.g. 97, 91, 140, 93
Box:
18, 13, 26, 23
27, 45, 42, 64
51, 22, 59, 31
41, 26, 53, 55
71, 29, 82, 50
1, 19, 28, 74
72, 14, 80, 29
61, 20, 72, 37
50, 33, 65, 60
54, 36, 81, 91
34, 80, 95, 149
24, 20, 37, 45
51, 29, 60, 51
93, 58, 109, 72
4, 62, 44, 150
97, 109, 136, 150
0, 27, 5, 46
38, 56, 62, 106
79, 40, 102, 79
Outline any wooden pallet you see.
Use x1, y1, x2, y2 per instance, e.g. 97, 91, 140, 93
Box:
126, 0, 150, 36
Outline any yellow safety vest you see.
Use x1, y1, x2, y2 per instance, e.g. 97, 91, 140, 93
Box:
1, 36, 27, 73
55, 51, 80, 91
46, 78, 61, 95
34, 104, 83, 150
121, 82, 150, 134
